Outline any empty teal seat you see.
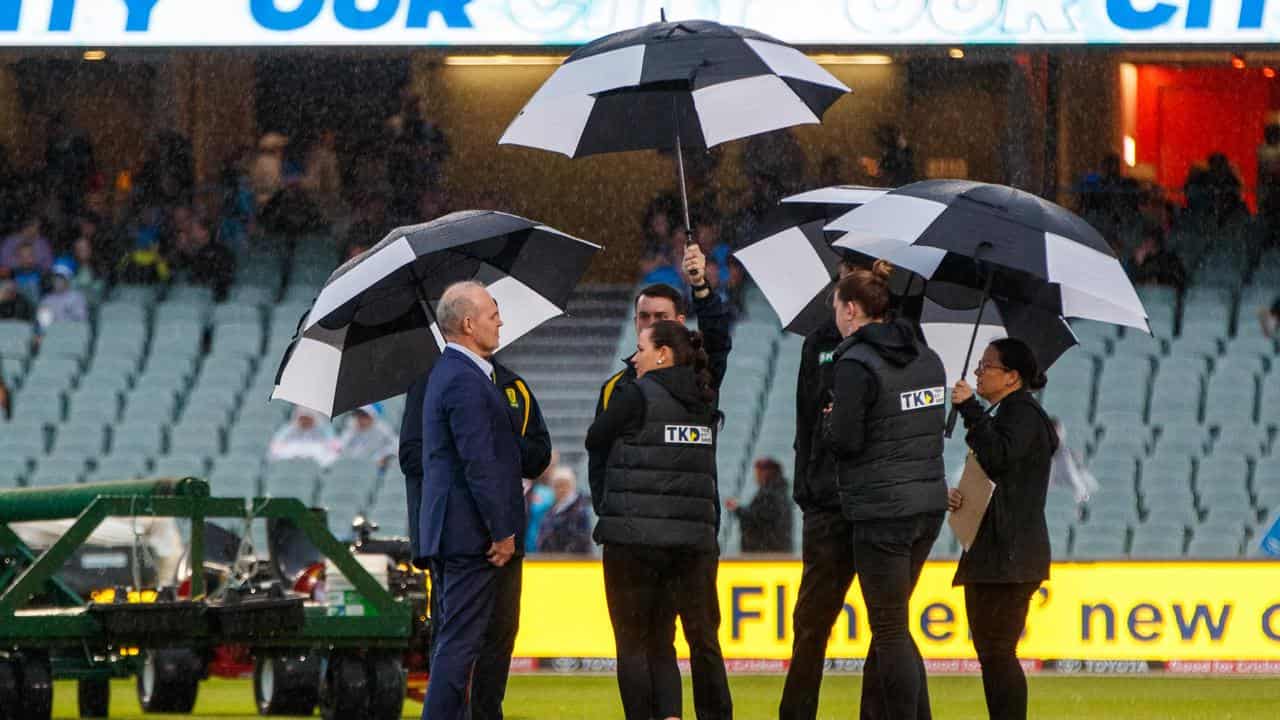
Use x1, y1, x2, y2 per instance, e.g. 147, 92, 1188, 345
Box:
153, 455, 210, 478
109, 420, 164, 454
30, 458, 88, 485
168, 424, 222, 457
91, 456, 150, 482
1186, 535, 1241, 558
1071, 532, 1128, 559
50, 429, 105, 456
1129, 524, 1185, 559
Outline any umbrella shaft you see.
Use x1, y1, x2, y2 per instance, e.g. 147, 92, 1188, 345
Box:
945, 270, 995, 438
673, 101, 693, 243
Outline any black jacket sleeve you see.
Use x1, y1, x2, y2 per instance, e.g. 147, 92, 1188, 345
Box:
960, 396, 1047, 478
517, 379, 553, 480
793, 335, 819, 490
398, 373, 428, 479
692, 290, 733, 392
585, 382, 645, 514
822, 360, 878, 460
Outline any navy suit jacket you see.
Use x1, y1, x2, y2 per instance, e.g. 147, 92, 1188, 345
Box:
418, 348, 525, 560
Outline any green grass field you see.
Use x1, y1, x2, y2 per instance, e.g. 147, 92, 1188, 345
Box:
50, 674, 1280, 719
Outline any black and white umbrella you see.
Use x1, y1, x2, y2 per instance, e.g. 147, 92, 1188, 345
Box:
827, 179, 1149, 332
272, 211, 600, 418
826, 179, 1145, 434
920, 288, 1078, 388
499, 14, 849, 239
734, 185, 891, 334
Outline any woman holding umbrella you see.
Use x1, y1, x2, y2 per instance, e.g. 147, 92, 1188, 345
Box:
586, 320, 732, 720
949, 338, 1058, 720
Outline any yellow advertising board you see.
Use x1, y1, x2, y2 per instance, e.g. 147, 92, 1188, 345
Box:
515, 560, 1280, 661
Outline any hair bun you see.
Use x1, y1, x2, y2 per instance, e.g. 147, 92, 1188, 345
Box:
1029, 372, 1049, 391
871, 259, 894, 281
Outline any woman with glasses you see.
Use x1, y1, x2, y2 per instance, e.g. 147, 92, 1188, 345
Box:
949, 338, 1058, 720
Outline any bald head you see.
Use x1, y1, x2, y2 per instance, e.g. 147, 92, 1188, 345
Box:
551, 466, 578, 502
438, 281, 502, 356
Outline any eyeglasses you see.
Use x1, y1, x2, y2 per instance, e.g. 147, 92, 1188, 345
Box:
975, 362, 1010, 375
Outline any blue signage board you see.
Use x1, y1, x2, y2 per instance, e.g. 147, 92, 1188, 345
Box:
0, 1, 1276, 46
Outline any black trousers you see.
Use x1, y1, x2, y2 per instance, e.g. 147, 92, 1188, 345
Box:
603, 544, 733, 720
471, 557, 523, 720
964, 582, 1039, 720
853, 512, 943, 720
780, 510, 864, 720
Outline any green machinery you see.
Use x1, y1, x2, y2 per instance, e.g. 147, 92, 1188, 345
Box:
0, 478, 419, 719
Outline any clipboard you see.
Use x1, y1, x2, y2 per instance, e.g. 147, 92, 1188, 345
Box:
949, 453, 996, 551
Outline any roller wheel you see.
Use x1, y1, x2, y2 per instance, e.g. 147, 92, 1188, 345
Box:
254, 651, 321, 716
366, 654, 406, 720
318, 653, 369, 720
137, 649, 200, 713
18, 653, 53, 720
78, 675, 111, 718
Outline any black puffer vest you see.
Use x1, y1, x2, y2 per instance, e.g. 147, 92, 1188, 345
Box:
835, 328, 948, 522
595, 371, 719, 552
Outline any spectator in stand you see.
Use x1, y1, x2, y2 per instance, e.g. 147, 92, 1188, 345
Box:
871, 124, 917, 187
168, 219, 235, 301
387, 90, 450, 224
251, 132, 289, 210
641, 193, 680, 258
116, 213, 170, 287
525, 464, 556, 553
418, 185, 450, 222
536, 466, 593, 554
304, 129, 345, 223
218, 144, 256, 252
1, 217, 53, 271
724, 457, 794, 553
8, 242, 47, 304
1258, 124, 1280, 237
336, 405, 399, 468
693, 206, 731, 279
133, 130, 194, 211
44, 111, 96, 217
1049, 418, 1098, 506
725, 257, 748, 319
1185, 153, 1248, 225
55, 217, 108, 303
1078, 154, 1140, 231
269, 407, 338, 467
36, 263, 88, 329
0, 278, 34, 322
1128, 225, 1187, 290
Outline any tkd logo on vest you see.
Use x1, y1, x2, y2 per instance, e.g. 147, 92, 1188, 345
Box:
900, 387, 945, 412
665, 425, 713, 446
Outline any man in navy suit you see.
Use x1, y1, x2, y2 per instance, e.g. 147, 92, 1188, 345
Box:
419, 281, 524, 720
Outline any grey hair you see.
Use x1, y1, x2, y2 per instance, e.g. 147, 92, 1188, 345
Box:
436, 281, 487, 338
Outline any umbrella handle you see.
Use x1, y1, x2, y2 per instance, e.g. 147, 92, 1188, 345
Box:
944, 264, 995, 438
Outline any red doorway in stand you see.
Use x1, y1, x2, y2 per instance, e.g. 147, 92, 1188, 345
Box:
1134, 64, 1276, 210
